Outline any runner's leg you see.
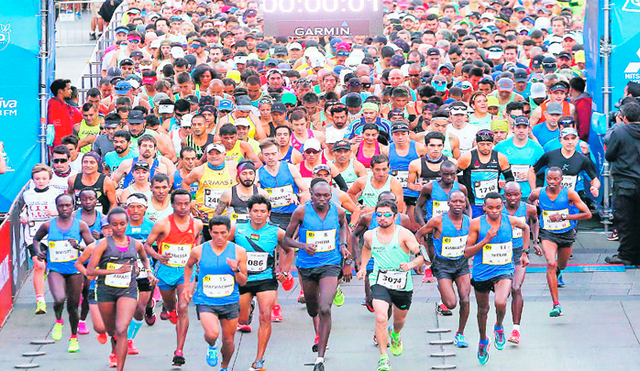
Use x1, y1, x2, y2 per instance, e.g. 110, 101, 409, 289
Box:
372, 299, 390, 355
511, 264, 526, 326
114, 297, 137, 371
557, 245, 573, 271
316, 275, 338, 358
475, 290, 490, 341
255, 290, 277, 361
98, 302, 117, 354
48, 271, 67, 322
64, 274, 84, 335
454, 274, 471, 335
175, 284, 189, 351
438, 278, 458, 310
493, 279, 512, 330
33, 257, 46, 306
238, 292, 254, 326
200, 312, 220, 346
80, 276, 90, 321
220, 316, 239, 368
542, 240, 560, 303
90, 303, 106, 334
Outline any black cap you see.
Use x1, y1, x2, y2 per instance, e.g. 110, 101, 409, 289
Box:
128, 110, 145, 124
427, 47, 440, 56
514, 68, 528, 83
132, 161, 151, 171
256, 41, 269, 51
514, 116, 530, 126
558, 51, 572, 60
391, 121, 410, 133
271, 102, 286, 113
345, 93, 362, 108
119, 58, 134, 66
332, 140, 351, 151
531, 54, 545, 68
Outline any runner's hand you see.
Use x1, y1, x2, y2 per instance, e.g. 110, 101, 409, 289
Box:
399, 262, 411, 272
520, 253, 529, 268
356, 268, 366, 280
276, 272, 287, 283
548, 213, 562, 222
115, 264, 132, 274
68, 238, 80, 250
342, 264, 353, 282
37, 251, 47, 261
158, 253, 171, 265
147, 273, 158, 286
590, 186, 599, 198
91, 230, 101, 240
533, 242, 543, 256
486, 226, 499, 240
340, 246, 351, 260
302, 243, 317, 256
413, 265, 424, 275
181, 286, 193, 303
226, 258, 239, 272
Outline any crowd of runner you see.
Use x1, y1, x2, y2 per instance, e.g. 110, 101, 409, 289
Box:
30, 0, 597, 370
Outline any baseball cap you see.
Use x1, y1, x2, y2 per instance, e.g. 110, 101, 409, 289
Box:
486, 96, 499, 108
558, 51, 572, 60
345, 93, 362, 108
514, 68, 528, 83
107, 66, 121, 78
217, 99, 234, 111
546, 102, 563, 115
180, 114, 193, 127
234, 118, 251, 127
558, 116, 575, 127
514, 116, 530, 127
497, 78, 514, 91
531, 54, 545, 69
274, 45, 287, 56
287, 42, 302, 51
549, 82, 569, 93
158, 101, 175, 114
390, 121, 410, 133
281, 92, 298, 106
530, 83, 548, 99
574, 50, 586, 64
256, 41, 269, 51
119, 58, 134, 67
560, 128, 578, 138
542, 56, 557, 71
332, 140, 351, 151
115, 26, 129, 35
271, 102, 286, 113
115, 81, 132, 95
264, 58, 278, 68
128, 110, 145, 124
104, 116, 121, 128
236, 95, 254, 111
426, 47, 440, 57
312, 164, 331, 174
449, 102, 468, 115
303, 138, 322, 152
132, 161, 150, 172
476, 130, 494, 143
205, 143, 226, 153
491, 119, 509, 132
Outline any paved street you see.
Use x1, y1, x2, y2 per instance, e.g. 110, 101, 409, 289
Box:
3, 229, 640, 370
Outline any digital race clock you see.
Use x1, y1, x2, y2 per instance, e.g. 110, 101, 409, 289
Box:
262, 0, 383, 37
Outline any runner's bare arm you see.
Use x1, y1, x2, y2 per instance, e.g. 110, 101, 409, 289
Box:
464, 219, 497, 258
415, 182, 433, 225
103, 177, 118, 211
214, 189, 232, 216
356, 231, 373, 280
416, 216, 441, 244
399, 228, 425, 271
78, 220, 96, 246
181, 246, 202, 303
233, 246, 248, 286
347, 176, 366, 203
566, 189, 592, 221
509, 215, 530, 251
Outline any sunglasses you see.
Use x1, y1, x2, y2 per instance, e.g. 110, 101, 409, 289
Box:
523, 110, 531, 115
52, 158, 69, 164
218, 110, 231, 115
519, 30, 529, 35
304, 149, 320, 155
494, 39, 506, 43
128, 39, 141, 44
362, 83, 372, 89
440, 69, 452, 75
409, 74, 420, 77
376, 212, 395, 217
432, 81, 446, 86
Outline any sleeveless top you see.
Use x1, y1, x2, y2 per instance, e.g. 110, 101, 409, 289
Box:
360, 174, 392, 208
369, 226, 412, 292
185, 134, 215, 159
47, 217, 82, 274
158, 215, 197, 268
229, 184, 258, 221
461, 150, 501, 206
281, 146, 294, 164
334, 158, 358, 189
123, 156, 160, 188
291, 129, 314, 152
297, 201, 342, 268
97, 236, 138, 290
73, 173, 110, 214
258, 162, 299, 214
427, 181, 460, 220
196, 164, 237, 217
76, 209, 104, 236
389, 141, 420, 198
472, 214, 514, 281
539, 186, 575, 233
357, 141, 380, 168
433, 213, 470, 261
225, 141, 244, 162
539, 100, 571, 123
420, 155, 448, 182
194, 241, 239, 306
77, 120, 101, 153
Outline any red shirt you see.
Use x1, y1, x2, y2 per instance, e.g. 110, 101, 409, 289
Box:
47, 98, 76, 147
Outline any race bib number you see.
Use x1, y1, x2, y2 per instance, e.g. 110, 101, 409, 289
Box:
230, 213, 250, 221
28, 204, 51, 221
391, 170, 409, 188
560, 176, 577, 191
48, 240, 78, 263
161, 243, 192, 267
306, 229, 336, 253
441, 235, 467, 258
203, 188, 225, 208
105, 263, 132, 288
542, 209, 570, 231
202, 274, 235, 298
376, 270, 408, 290
482, 242, 513, 265
266, 185, 294, 208
512, 216, 526, 239
511, 165, 530, 183
432, 200, 449, 217
473, 179, 498, 201
246, 251, 269, 273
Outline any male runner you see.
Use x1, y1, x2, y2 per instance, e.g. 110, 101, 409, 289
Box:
416, 190, 471, 348
144, 189, 203, 366
465, 193, 530, 364
348, 154, 405, 213
528, 167, 591, 317
215, 159, 269, 221
182, 216, 248, 371
228, 195, 293, 371
284, 179, 352, 371
357, 200, 424, 371
502, 182, 540, 344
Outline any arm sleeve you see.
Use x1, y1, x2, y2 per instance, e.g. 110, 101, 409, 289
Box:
605, 128, 620, 162
533, 152, 550, 173
333, 174, 348, 192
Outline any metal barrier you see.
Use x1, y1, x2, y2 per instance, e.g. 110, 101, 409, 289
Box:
55, 0, 113, 47
75, 1, 126, 102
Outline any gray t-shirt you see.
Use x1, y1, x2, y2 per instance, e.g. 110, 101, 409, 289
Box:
92, 134, 114, 158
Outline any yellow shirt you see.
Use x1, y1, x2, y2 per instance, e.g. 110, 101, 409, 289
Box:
196, 164, 237, 218
78, 120, 101, 153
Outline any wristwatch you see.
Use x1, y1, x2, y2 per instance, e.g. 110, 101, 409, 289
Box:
344, 259, 353, 266
235, 267, 241, 273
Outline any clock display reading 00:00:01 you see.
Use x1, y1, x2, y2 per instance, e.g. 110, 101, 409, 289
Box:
262, 0, 379, 13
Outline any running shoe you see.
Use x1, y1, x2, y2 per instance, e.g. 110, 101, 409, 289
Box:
313, 361, 325, 371
477, 339, 490, 365
89, 33, 96, 41
68, 337, 80, 353
436, 301, 453, 316
76, 11, 81, 19
145, 298, 157, 326
422, 267, 435, 282
78, 320, 89, 335
298, 290, 306, 304
206, 345, 218, 367
557, 270, 565, 287
238, 323, 252, 333
172, 349, 186, 366
454, 333, 468, 348
249, 298, 256, 324
377, 354, 391, 371
494, 325, 506, 350
35, 301, 47, 315
108, 353, 117, 368
312, 334, 319, 352
333, 285, 345, 307
389, 329, 403, 356
249, 359, 266, 371
365, 300, 375, 313
607, 229, 619, 241
361, 298, 367, 306
97, 332, 108, 344
508, 329, 520, 344
550, 304, 563, 317
168, 310, 178, 324
271, 304, 283, 322
52, 322, 63, 341
160, 306, 169, 321
127, 339, 139, 355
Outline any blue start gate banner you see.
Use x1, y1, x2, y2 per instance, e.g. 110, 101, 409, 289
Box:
0, 0, 53, 212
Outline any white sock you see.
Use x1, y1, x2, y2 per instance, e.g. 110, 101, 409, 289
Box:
315, 357, 324, 364
513, 325, 520, 332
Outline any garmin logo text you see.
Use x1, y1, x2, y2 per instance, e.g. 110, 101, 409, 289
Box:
0, 98, 17, 116
0, 255, 9, 294
294, 26, 350, 37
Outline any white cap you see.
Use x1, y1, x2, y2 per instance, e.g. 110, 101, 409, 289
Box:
548, 42, 564, 55
234, 118, 251, 127
171, 46, 185, 59
530, 82, 547, 99
150, 39, 162, 49
310, 55, 325, 68
158, 104, 174, 114
181, 114, 193, 127
287, 42, 302, 51
303, 138, 322, 152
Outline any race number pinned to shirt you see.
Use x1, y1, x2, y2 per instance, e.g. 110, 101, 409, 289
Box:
105, 263, 132, 288
560, 175, 577, 191
471, 170, 499, 205
203, 274, 235, 297
136, 259, 147, 279
542, 209, 570, 231
230, 213, 250, 221
306, 229, 336, 252
246, 251, 269, 273
432, 200, 449, 217
161, 243, 192, 267
511, 165, 530, 183
48, 240, 78, 262
376, 270, 408, 290
203, 188, 225, 208
391, 170, 409, 188
512, 216, 526, 239
441, 235, 467, 258
266, 185, 294, 208
482, 242, 513, 265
